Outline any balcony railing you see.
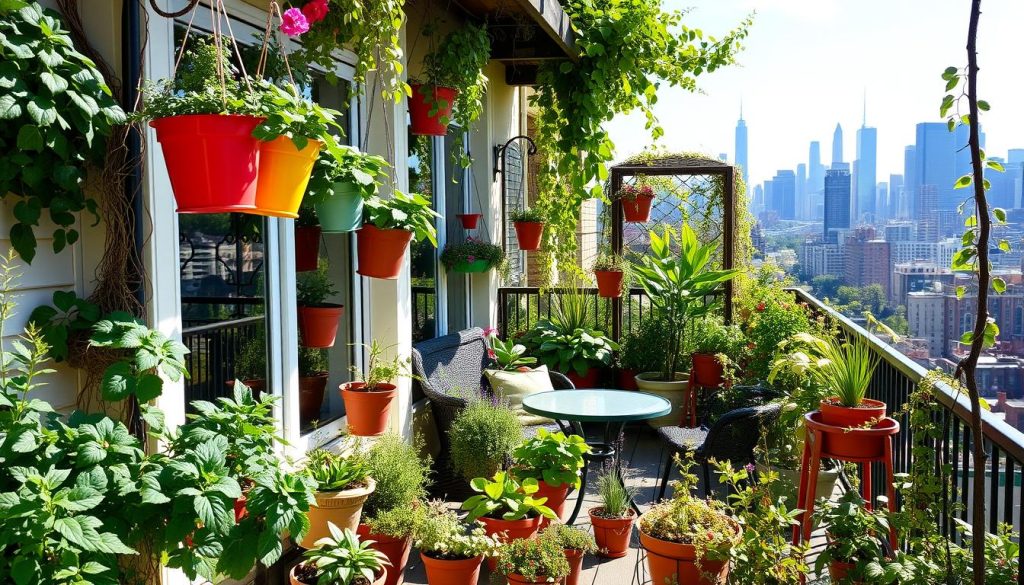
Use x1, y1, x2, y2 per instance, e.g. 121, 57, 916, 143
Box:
181, 315, 264, 405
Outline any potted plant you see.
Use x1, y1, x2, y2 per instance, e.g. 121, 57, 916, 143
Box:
631, 225, 740, 426
511, 429, 591, 524
689, 315, 747, 388
588, 464, 638, 558
299, 347, 329, 422
617, 315, 681, 394
414, 503, 499, 585
297, 263, 344, 348
509, 207, 545, 251
592, 253, 627, 298
306, 145, 388, 233
300, 448, 376, 549
638, 455, 739, 585
544, 524, 597, 585
521, 322, 617, 389
495, 528, 571, 585
456, 213, 482, 229
487, 333, 538, 372
295, 203, 323, 272
449, 399, 524, 481
357, 192, 440, 279
290, 523, 390, 585
341, 340, 410, 436
409, 24, 489, 136
462, 471, 557, 569
614, 182, 656, 223
232, 335, 267, 395
440, 237, 505, 273
812, 492, 886, 584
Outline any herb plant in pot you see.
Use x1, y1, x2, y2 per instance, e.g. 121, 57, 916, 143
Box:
414, 503, 498, 585
357, 192, 440, 279
631, 225, 740, 426
306, 145, 388, 233
544, 524, 597, 585
689, 315, 746, 388
812, 492, 886, 585
449, 399, 523, 482
300, 448, 376, 549
496, 527, 571, 585
617, 315, 681, 393
592, 253, 628, 298
462, 471, 557, 569
511, 429, 591, 524
231, 334, 267, 394
295, 203, 323, 272
588, 464, 639, 558
299, 347, 329, 422
409, 23, 489, 136
615, 182, 656, 223
341, 340, 410, 436
290, 523, 390, 585
297, 263, 344, 348
509, 207, 545, 251
440, 237, 505, 273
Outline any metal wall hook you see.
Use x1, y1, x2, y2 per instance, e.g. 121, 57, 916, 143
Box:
493, 135, 537, 181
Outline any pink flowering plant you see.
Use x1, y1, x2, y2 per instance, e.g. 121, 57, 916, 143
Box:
439, 237, 505, 271
613, 183, 655, 201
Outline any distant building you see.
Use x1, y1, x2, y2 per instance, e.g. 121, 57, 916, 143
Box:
772, 170, 796, 220
916, 184, 939, 242
903, 146, 916, 216
908, 291, 947, 356
892, 262, 953, 307
854, 123, 878, 220
752, 184, 764, 214
914, 121, 980, 212
735, 106, 748, 190
823, 167, 851, 243
799, 240, 844, 280
832, 123, 844, 167
844, 227, 891, 298
796, 163, 807, 220
890, 239, 956, 272
875, 182, 888, 221
884, 221, 915, 243
751, 222, 766, 255
889, 174, 905, 218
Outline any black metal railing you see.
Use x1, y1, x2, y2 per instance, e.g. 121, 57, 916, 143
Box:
793, 288, 1023, 553
181, 315, 264, 405
412, 285, 436, 342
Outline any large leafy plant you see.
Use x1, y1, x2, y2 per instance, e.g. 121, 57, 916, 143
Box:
631, 224, 741, 380
811, 491, 887, 582
768, 332, 878, 408
520, 321, 617, 376
294, 524, 389, 585
461, 471, 557, 522
417, 23, 490, 135
306, 145, 388, 204
363, 192, 440, 246
511, 428, 591, 490
486, 334, 537, 371
0, 1, 127, 262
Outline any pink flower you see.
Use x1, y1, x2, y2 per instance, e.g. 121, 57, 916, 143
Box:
487, 348, 497, 360
483, 326, 498, 338
756, 302, 766, 312
745, 463, 756, 473
467, 255, 476, 262
280, 7, 310, 36
301, 0, 329, 23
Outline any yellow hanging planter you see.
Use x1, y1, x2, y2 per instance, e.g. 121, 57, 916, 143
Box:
254, 136, 321, 218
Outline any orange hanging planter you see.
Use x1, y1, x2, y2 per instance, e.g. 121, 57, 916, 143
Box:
621, 192, 655, 222
254, 136, 321, 218
594, 270, 624, 298
513, 221, 544, 251
409, 83, 458, 136
356, 225, 413, 279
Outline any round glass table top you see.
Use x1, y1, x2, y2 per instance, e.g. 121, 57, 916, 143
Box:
522, 389, 672, 422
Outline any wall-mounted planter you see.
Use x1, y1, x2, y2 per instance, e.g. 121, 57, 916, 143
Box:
595, 270, 624, 298
621, 193, 655, 223
294, 225, 321, 272
356, 225, 413, 279
456, 213, 481, 229
409, 83, 458, 136
151, 114, 264, 214
513, 221, 544, 251
254, 137, 321, 218
316, 181, 364, 233
297, 304, 344, 348
340, 381, 398, 436
450, 258, 493, 273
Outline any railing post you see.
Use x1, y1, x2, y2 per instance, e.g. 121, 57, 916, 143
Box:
722, 169, 735, 325
611, 168, 624, 341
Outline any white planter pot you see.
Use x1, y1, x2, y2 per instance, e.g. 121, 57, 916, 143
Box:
635, 372, 690, 428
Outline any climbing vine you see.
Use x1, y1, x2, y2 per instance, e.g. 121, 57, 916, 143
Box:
530, 0, 751, 271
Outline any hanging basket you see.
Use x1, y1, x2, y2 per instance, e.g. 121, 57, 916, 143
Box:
456, 213, 481, 229
450, 258, 493, 273
621, 193, 655, 223
409, 83, 458, 136
253, 136, 321, 218
294, 225, 321, 272
151, 114, 265, 214
297, 304, 344, 348
513, 221, 544, 251
594, 270, 624, 298
356, 225, 413, 279
315, 181, 364, 233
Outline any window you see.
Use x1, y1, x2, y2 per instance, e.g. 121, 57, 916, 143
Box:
1015, 306, 1023, 336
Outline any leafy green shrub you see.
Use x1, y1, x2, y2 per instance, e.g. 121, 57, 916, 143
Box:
363, 192, 440, 246
511, 428, 590, 489
306, 145, 388, 203
594, 464, 636, 519
364, 504, 427, 540
414, 501, 498, 561
302, 449, 370, 492
544, 523, 597, 554
461, 471, 556, 522
293, 524, 389, 585
299, 347, 328, 377
418, 23, 490, 135
509, 207, 544, 223
296, 263, 338, 306
619, 315, 684, 374
364, 433, 431, 518
689, 314, 746, 357
495, 527, 570, 581
448, 399, 522, 480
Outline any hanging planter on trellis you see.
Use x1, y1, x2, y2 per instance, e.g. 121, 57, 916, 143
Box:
456, 213, 481, 230
617, 184, 656, 223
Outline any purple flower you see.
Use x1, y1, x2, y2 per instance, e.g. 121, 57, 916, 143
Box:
744, 463, 756, 473
280, 7, 310, 36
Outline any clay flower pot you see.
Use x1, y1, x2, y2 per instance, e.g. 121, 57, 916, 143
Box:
356, 224, 413, 279
594, 270, 624, 298
691, 353, 725, 388
638, 517, 737, 585
456, 213, 481, 229
818, 397, 887, 428
297, 304, 344, 348
564, 368, 600, 389
299, 373, 328, 422
340, 381, 398, 436
506, 573, 562, 585
616, 369, 638, 390
589, 507, 635, 558
621, 192, 655, 223
298, 477, 376, 549
479, 515, 541, 570
294, 225, 322, 272
420, 552, 483, 585
358, 523, 412, 585
409, 83, 458, 136
634, 372, 690, 427
564, 548, 585, 585
513, 221, 544, 251
534, 481, 570, 526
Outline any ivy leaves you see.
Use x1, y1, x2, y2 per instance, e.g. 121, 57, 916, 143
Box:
0, 2, 125, 263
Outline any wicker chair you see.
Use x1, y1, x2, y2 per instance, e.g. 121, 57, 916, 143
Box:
655, 402, 782, 501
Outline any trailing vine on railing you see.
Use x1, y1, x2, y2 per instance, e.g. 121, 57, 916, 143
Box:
530, 0, 750, 271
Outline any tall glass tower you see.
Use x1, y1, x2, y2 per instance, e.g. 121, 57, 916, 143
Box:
855, 104, 878, 220
735, 103, 748, 190
832, 123, 844, 168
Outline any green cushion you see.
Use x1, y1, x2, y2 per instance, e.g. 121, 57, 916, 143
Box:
484, 366, 555, 426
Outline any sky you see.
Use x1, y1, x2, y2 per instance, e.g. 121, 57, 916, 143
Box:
605, 0, 1024, 189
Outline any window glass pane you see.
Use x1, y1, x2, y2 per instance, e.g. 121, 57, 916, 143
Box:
409, 133, 437, 342
445, 128, 469, 333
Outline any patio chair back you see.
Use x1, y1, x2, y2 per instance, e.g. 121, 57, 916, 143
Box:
695, 402, 782, 467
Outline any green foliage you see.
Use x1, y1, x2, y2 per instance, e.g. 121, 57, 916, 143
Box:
769, 332, 878, 408
234, 335, 265, 381
413, 501, 499, 560
351, 339, 410, 390
306, 145, 388, 204
592, 252, 627, 273
810, 274, 841, 299
689, 314, 746, 357
0, 2, 126, 262
364, 433, 431, 518
593, 464, 636, 519
296, 263, 338, 306
302, 448, 369, 492
28, 290, 101, 362
418, 23, 490, 138
439, 237, 505, 270
544, 522, 597, 554
495, 526, 570, 581
299, 347, 328, 377
296, 524, 389, 585
364, 503, 428, 540
486, 334, 537, 371
511, 428, 591, 490
509, 207, 544, 223
448, 399, 522, 481
519, 320, 618, 376
811, 491, 887, 581
363, 192, 440, 247
618, 314, 683, 374
461, 471, 557, 522
631, 224, 741, 379
613, 182, 655, 201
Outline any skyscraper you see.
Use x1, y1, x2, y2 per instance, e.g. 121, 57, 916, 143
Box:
824, 167, 852, 243
854, 112, 878, 219
832, 123, 844, 167
889, 174, 904, 218
914, 122, 980, 212
904, 146, 917, 216
735, 103, 748, 190
808, 141, 825, 192
773, 170, 797, 220
876, 182, 888, 221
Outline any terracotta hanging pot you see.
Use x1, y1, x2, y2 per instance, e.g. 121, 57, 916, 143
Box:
691, 353, 726, 388
589, 508, 635, 558
254, 136, 321, 218
513, 221, 544, 251
340, 381, 398, 436
299, 477, 376, 549
409, 83, 458, 136
419, 552, 483, 585
299, 373, 328, 422
456, 213, 481, 229
358, 524, 412, 585
356, 225, 413, 279
297, 304, 344, 348
594, 270, 624, 298
621, 193, 655, 223
294, 225, 322, 272
150, 114, 264, 214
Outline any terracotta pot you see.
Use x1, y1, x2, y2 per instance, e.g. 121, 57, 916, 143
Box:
513, 221, 544, 251
358, 524, 412, 585
299, 373, 328, 422
340, 381, 398, 436
616, 369, 638, 390
294, 225, 322, 272
290, 564, 387, 585
297, 304, 344, 348
564, 548, 584, 585
621, 193, 655, 223
409, 83, 458, 136
420, 552, 483, 585
456, 213, 481, 229
634, 372, 690, 427
589, 508, 635, 558
828, 559, 862, 584
298, 477, 376, 549
639, 523, 732, 585
817, 414, 898, 460
594, 270, 624, 298
819, 397, 887, 428
507, 573, 565, 585
356, 224, 413, 279
479, 515, 541, 570
565, 368, 600, 389
691, 353, 725, 388
534, 481, 570, 526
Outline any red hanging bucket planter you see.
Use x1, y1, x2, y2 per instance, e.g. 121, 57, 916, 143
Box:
621, 193, 655, 222
294, 225, 321, 272
297, 304, 344, 348
409, 83, 458, 136
356, 225, 413, 279
150, 114, 264, 214
513, 221, 544, 251
691, 353, 726, 388
595, 270, 624, 298
456, 213, 481, 229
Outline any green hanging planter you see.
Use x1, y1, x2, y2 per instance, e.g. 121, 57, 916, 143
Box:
451, 258, 493, 273
314, 181, 363, 233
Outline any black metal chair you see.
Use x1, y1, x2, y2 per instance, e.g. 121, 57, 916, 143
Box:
655, 402, 782, 501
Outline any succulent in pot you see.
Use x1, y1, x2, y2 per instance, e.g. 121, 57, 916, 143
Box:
306, 145, 388, 233
495, 527, 571, 585
290, 523, 390, 585
543, 523, 597, 585
614, 181, 656, 223
486, 332, 538, 372
440, 237, 505, 274
511, 429, 591, 523
299, 447, 376, 548
509, 207, 545, 251
414, 502, 499, 585
588, 464, 639, 558
297, 262, 343, 348
409, 23, 489, 138
357, 192, 440, 279
592, 252, 628, 298
341, 340, 411, 436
